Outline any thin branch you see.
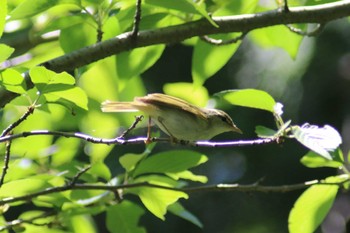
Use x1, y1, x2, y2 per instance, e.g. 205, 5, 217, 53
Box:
0, 211, 56, 232
1, 106, 34, 137
0, 140, 11, 188
69, 165, 91, 186
0, 129, 279, 147
119, 115, 144, 138
0, 178, 346, 206
131, 0, 142, 39
200, 32, 247, 45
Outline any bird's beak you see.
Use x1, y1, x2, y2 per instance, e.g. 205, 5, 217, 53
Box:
232, 126, 243, 134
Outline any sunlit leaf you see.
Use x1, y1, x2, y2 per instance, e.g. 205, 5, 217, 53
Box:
131, 175, 188, 220
44, 86, 88, 110
250, 25, 303, 58
288, 176, 344, 233
106, 201, 146, 233
117, 45, 165, 81
215, 89, 276, 112
0, 68, 27, 94
59, 22, 96, 53
166, 170, 208, 183
134, 150, 208, 177
119, 153, 147, 172
292, 124, 342, 160
69, 215, 97, 233
168, 202, 203, 228
145, 0, 218, 27
300, 150, 344, 168
0, 178, 50, 198
0, 44, 14, 63
10, 0, 80, 20
0, 0, 6, 38
163, 82, 209, 107
192, 35, 240, 86
37, 14, 90, 35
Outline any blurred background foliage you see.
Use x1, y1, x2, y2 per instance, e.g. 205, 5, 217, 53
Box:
1, 0, 350, 232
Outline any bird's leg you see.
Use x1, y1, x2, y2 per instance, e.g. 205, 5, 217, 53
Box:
145, 116, 152, 144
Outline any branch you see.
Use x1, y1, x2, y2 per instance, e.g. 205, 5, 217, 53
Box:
0, 178, 346, 205
0, 129, 279, 147
42, 1, 350, 73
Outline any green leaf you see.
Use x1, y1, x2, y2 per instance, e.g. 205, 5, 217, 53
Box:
163, 82, 209, 107
0, 0, 6, 38
88, 162, 112, 181
288, 176, 343, 233
145, 0, 218, 27
10, 0, 80, 20
300, 150, 344, 168
255, 126, 277, 138
68, 215, 97, 233
215, 89, 276, 112
106, 201, 146, 233
192, 35, 240, 86
59, 22, 96, 53
117, 45, 165, 81
166, 170, 208, 183
119, 153, 147, 172
0, 44, 15, 63
168, 202, 203, 228
134, 150, 208, 177
0, 68, 27, 94
292, 124, 342, 160
250, 25, 303, 58
30, 66, 75, 91
132, 175, 188, 220
37, 14, 90, 35
0, 178, 50, 198
29, 67, 88, 110
44, 86, 88, 110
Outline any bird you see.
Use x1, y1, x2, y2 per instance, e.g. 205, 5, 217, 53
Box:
101, 93, 241, 141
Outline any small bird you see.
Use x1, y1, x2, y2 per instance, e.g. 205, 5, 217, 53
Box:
101, 93, 241, 141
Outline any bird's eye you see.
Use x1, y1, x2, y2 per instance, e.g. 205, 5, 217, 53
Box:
219, 115, 228, 123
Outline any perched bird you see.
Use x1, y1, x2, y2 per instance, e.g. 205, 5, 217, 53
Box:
102, 93, 241, 141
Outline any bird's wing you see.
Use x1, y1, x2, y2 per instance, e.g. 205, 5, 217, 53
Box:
136, 93, 207, 120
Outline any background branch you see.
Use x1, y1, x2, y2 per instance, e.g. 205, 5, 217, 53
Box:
0, 178, 346, 206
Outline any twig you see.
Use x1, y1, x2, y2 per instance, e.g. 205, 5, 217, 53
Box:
285, 23, 325, 37
0, 211, 56, 232
119, 115, 144, 138
69, 165, 91, 186
0, 178, 347, 206
1, 106, 34, 137
0, 139, 11, 188
131, 0, 142, 39
200, 32, 247, 45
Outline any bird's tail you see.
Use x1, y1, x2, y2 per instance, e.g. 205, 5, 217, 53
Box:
101, 101, 139, 112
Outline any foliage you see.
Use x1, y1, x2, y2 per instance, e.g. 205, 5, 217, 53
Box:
0, 0, 349, 232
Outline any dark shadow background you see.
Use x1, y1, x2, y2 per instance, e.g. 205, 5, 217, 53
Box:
134, 18, 350, 233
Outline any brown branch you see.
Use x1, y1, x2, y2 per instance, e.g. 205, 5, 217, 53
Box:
0, 140, 11, 188
0, 1, 349, 107
41, 1, 350, 73
1, 106, 34, 137
0, 178, 346, 206
131, 0, 142, 39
